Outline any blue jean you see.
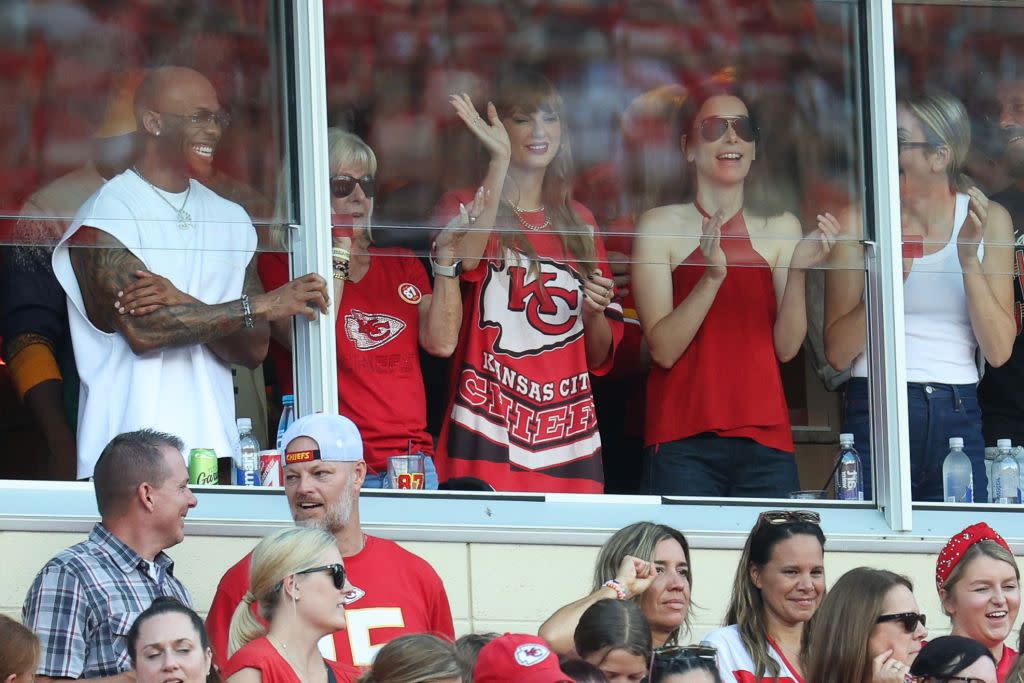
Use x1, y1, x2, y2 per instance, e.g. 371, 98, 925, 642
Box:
841, 378, 988, 502
642, 433, 799, 498
362, 453, 440, 490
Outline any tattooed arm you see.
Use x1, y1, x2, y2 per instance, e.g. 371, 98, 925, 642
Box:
68, 227, 328, 367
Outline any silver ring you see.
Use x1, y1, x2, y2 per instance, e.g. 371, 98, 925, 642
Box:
468, 215, 477, 223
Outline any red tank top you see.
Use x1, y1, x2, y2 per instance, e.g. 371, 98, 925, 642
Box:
644, 207, 793, 453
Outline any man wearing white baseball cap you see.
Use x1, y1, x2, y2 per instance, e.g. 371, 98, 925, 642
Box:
205, 413, 454, 669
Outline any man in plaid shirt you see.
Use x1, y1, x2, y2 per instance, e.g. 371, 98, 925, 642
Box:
22, 429, 197, 682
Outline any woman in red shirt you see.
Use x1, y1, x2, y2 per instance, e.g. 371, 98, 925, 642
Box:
632, 78, 838, 497
223, 527, 359, 683
433, 70, 623, 493
935, 523, 1020, 682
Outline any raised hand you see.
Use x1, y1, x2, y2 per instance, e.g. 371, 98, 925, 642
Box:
957, 186, 989, 267
700, 210, 728, 279
115, 270, 198, 316
450, 93, 510, 163
791, 212, 840, 270
614, 554, 656, 599
435, 186, 488, 260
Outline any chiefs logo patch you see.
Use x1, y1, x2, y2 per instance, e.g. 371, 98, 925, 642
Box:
344, 309, 406, 350
514, 643, 551, 667
398, 282, 422, 304
480, 253, 584, 357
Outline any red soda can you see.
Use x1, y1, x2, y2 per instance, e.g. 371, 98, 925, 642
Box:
258, 449, 282, 487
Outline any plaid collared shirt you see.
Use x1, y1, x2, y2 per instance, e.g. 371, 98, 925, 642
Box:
22, 522, 192, 678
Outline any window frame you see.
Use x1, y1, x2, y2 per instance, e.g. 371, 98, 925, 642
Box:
3, 0, 1023, 550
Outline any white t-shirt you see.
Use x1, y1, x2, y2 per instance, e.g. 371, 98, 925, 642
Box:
52, 170, 256, 477
852, 192, 982, 384
702, 624, 804, 683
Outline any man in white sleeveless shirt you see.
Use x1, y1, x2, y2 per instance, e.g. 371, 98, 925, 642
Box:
52, 66, 329, 479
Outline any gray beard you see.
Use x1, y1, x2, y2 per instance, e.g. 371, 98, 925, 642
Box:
296, 482, 356, 534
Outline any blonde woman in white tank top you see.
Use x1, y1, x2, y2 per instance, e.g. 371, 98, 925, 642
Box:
823, 89, 1014, 502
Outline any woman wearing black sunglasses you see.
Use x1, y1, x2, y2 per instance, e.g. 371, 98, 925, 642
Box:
431, 70, 623, 493
258, 129, 471, 489
806, 567, 928, 683
703, 510, 825, 683
650, 645, 723, 683
223, 527, 359, 683
824, 88, 1014, 501
909, 636, 998, 683
632, 76, 839, 498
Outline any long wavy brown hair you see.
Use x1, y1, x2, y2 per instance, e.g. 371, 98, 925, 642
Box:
492, 70, 598, 277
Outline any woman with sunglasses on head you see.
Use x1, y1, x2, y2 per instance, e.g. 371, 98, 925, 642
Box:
128, 597, 219, 683
825, 88, 1014, 501
703, 510, 826, 683
573, 599, 652, 683
224, 527, 360, 683
806, 567, 928, 683
432, 69, 624, 493
632, 76, 838, 498
650, 645, 723, 683
259, 129, 472, 488
935, 524, 1020, 681
909, 636, 998, 683
540, 522, 692, 655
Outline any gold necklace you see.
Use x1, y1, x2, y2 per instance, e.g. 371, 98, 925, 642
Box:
507, 200, 550, 231
269, 635, 316, 682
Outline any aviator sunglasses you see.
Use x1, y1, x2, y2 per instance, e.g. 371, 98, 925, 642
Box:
759, 510, 821, 526
330, 174, 376, 199
876, 611, 927, 632
698, 115, 756, 143
650, 644, 719, 679
294, 563, 346, 589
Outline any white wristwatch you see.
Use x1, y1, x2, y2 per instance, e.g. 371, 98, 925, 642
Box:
430, 253, 463, 278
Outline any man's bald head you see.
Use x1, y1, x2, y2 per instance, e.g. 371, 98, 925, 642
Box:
134, 66, 220, 133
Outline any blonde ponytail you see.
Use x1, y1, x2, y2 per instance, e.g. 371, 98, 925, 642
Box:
225, 528, 338, 656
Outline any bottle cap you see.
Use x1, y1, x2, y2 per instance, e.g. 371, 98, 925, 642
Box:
237, 417, 252, 431
949, 437, 964, 448
282, 394, 294, 406
997, 438, 1012, 449
839, 433, 855, 445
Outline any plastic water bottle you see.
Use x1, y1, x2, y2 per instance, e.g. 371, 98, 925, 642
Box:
992, 439, 1020, 504
276, 394, 295, 450
984, 447, 999, 503
1014, 446, 1024, 502
235, 418, 260, 487
835, 433, 863, 501
942, 437, 973, 503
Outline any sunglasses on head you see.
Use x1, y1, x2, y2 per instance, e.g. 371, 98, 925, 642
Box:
910, 677, 986, 683
330, 174, 375, 199
294, 563, 346, 590
876, 612, 926, 632
698, 115, 756, 143
759, 510, 821, 526
650, 645, 719, 678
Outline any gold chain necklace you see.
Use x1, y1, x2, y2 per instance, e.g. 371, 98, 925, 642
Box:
507, 200, 550, 231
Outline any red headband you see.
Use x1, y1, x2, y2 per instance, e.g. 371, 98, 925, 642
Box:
935, 523, 1011, 590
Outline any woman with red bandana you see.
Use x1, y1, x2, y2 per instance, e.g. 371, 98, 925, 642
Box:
632, 77, 838, 497
935, 523, 1021, 681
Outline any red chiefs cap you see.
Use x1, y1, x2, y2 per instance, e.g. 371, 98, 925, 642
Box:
473, 634, 573, 683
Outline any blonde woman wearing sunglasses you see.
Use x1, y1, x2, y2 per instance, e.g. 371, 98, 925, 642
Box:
632, 77, 839, 498
223, 527, 359, 683
703, 510, 825, 683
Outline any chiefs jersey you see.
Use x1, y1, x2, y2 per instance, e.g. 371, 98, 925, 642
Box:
703, 625, 804, 683
205, 535, 455, 669
433, 190, 623, 493
258, 248, 434, 474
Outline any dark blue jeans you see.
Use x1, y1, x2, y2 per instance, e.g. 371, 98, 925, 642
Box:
642, 433, 799, 498
841, 378, 988, 502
